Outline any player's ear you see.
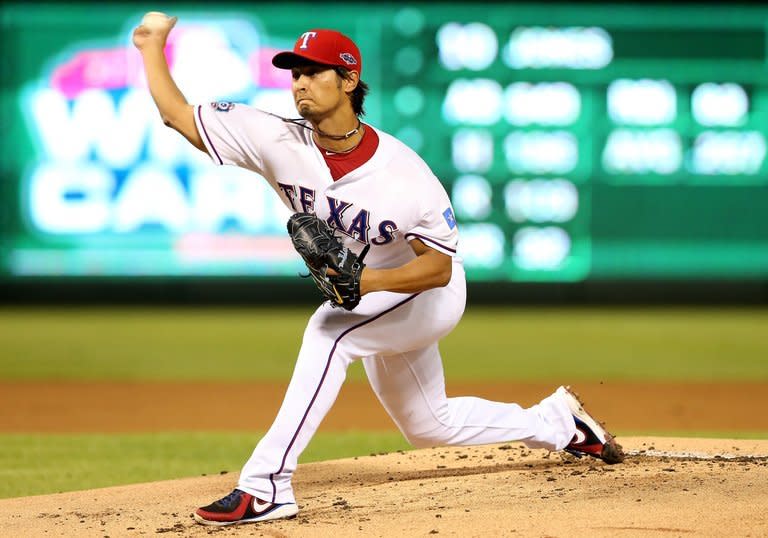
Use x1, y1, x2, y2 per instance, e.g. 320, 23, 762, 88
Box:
342, 70, 359, 93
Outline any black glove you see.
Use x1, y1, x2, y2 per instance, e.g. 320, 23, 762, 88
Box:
287, 213, 370, 310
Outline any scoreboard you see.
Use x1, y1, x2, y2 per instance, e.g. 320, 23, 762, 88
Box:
1, 3, 767, 281
379, 5, 768, 281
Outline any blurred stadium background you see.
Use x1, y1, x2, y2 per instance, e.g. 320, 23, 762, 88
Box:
2, 0, 767, 302
0, 1, 766, 499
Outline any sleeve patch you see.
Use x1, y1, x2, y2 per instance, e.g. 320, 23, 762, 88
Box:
210, 101, 235, 112
442, 207, 457, 230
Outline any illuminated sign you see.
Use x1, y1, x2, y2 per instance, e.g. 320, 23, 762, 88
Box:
2, 3, 767, 280
15, 14, 298, 275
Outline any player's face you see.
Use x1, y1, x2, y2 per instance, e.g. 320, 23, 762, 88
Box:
291, 65, 347, 120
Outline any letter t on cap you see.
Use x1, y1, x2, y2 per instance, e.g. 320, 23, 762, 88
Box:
299, 31, 318, 49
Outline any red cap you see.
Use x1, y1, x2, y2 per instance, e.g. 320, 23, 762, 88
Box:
272, 29, 362, 76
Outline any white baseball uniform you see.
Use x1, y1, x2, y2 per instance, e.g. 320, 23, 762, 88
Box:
193, 102, 577, 504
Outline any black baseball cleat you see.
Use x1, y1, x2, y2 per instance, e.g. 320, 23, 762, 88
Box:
193, 488, 298, 526
557, 386, 625, 464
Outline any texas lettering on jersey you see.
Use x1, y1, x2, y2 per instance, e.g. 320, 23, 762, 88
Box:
277, 182, 397, 246
193, 104, 459, 263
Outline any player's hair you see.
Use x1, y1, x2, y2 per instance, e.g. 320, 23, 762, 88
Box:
334, 67, 368, 117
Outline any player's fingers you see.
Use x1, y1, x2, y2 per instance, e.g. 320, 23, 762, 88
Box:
169, 16, 178, 29
326, 268, 339, 276
131, 26, 147, 48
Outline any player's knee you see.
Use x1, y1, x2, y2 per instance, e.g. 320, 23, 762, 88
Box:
403, 425, 452, 448
404, 432, 437, 449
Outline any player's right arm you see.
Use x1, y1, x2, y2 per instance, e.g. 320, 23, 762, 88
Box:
132, 16, 206, 154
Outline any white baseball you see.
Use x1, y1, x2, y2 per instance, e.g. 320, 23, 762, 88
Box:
141, 11, 172, 31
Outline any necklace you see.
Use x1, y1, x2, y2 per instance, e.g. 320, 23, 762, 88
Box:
275, 113, 364, 153
316, 125, 365, 154
316, 120, 361, 141
281, 116, 362, 140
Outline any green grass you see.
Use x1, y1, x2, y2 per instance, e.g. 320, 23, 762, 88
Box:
0, 431, 411, 499
440, 307, 768, 382
1, 306, 766, 382
2, 306, 765, 500
0, 307, 308, 381
2, 429, 765, 499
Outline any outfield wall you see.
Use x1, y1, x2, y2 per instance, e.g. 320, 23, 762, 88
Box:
2, 278, 766, 305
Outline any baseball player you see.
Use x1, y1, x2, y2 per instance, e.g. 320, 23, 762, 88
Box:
133, 15, 624, 527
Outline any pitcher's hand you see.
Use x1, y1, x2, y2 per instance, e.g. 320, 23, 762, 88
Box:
132, 12, 177, 51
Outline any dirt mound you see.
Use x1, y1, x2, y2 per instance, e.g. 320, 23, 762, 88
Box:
1, 437, 766, 537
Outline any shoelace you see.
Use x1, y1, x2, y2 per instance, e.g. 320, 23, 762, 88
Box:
217, 489, 243, 508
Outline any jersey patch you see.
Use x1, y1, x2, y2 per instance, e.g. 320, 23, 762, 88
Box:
443, 207, 457, 230
210, 101, 235, 112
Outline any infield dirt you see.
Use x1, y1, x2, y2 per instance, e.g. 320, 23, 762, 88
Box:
2, 380, 768, 433
1, 437, 766, 537
2, 381, 767, 536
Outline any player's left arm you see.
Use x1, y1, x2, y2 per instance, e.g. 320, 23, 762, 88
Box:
359, 239, 452, 295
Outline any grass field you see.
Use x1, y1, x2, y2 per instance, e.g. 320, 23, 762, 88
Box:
1, 305, 766, 499
1, 306, 766, 382
3, 429, 766, 500
0, 431, 412, 499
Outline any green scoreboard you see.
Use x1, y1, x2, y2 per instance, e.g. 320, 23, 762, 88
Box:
1, 3, 767, 281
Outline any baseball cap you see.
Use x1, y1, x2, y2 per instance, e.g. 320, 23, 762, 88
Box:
272, 29, 362, 76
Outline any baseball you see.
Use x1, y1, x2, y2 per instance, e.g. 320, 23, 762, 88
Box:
141, 11, 172, 31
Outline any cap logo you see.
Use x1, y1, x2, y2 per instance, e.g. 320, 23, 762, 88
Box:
339, 52, 357, 66
299, 31, 318, 49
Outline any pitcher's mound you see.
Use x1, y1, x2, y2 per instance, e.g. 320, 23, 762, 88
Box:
1, 437, 766, 537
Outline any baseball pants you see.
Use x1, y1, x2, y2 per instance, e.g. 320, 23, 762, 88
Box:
238, 259, 576, 504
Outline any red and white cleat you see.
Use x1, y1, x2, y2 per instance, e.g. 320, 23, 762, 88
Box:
558, 386, 625, 464
194, 489, 298, 526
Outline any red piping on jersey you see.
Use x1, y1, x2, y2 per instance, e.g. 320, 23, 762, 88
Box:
197, 105, 224, 165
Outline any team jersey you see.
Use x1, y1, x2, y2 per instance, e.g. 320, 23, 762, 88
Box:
193, 102, 459, 269
316, 121, 380, 181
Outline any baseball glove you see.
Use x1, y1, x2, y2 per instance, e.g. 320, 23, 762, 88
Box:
287, 213, 370, 310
